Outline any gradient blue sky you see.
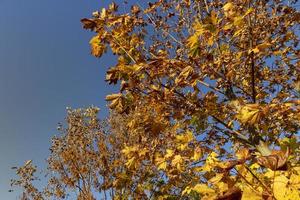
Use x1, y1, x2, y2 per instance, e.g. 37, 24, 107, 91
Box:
0, 0, 120, 199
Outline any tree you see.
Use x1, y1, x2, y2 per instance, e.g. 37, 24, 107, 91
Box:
12, 0, 300, 199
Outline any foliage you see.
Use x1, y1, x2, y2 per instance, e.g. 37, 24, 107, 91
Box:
12, 0, 300, 199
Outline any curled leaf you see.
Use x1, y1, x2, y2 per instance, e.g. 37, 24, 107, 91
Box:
237, 104, 262, 125
89, 36, 106, 57
81, 18, 97, 30
105, 93, 122, 101
257, 148, 289, 171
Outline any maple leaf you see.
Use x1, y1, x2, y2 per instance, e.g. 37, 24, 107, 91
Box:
176, 131, 194, 150
89, 35, 106, 57
223, 2, 235, 18
11, 1, 300, 199
251, 42, 272, 54
192, 184, 215, 195
237, 104, 262, 125
257, 148, 289, 171
171, 155, 183, 171
105, 93, 122, 101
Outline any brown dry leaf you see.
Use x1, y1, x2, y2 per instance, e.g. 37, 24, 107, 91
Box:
216, 186, 242, 200
257, 148, 289, 171
81, 18, 97, 30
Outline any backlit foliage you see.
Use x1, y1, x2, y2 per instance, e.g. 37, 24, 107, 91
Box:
12, 0, 300, 199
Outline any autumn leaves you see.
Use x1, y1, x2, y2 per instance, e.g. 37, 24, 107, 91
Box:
11, 0, 300, 199
90, 0, 300, 199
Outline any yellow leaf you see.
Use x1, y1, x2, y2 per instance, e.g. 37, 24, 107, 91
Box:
176, 130, 194, 144
236, 148, 250, 160
158, 161, 167, 170
207, 152, 218, 163
157, 195, 171, 200
138, 148, 148, 157
237, 104, 261, 125
223, 2, 234, 12
124, 64, 143, 74
109, 98, 120, 109
193, 21, 205, 34
223, 23, 233, 31
233, 16, 244, 26
233, 29, 243, 38
175, 66, 194, 84
105, 93, 122, 101
176, 131, 194, 150
24, 160, 32, 166
182, 186, 192, 195
208, 173, 223, 184
89, 35, 106, 57
285, 189, 300, 200
257, 42, 272, 50
207, 36, 214, 46
223, 2, 235, 18
125, 157, 136, 168
100, 8, 106, 19
249, 163, 261, 170
172, 155, 183, 166
192, 147, 202, 161
273, 175, 289, 200
187, 34, 199, 48
250, 43, 272, 54
250, 47, 260, 54
215, 182, 228, 194
175, 66, 194, 83
202, 152, 219, 171
244, 7, 254, 16
241, 186, 262, 200
121, 145, 138, 157
89, 35, 99, 45
192, 184, 214, 194
155, 155, 167, 170
165, 149, 174, 159
290, 173, 300, 186
210, 10, 218, 25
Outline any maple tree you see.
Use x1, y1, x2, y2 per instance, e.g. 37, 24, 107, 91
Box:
11, 0, 300, 199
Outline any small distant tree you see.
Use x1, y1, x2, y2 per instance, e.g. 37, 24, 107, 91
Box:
11, 107, 133, 199
12, 0, 300, 199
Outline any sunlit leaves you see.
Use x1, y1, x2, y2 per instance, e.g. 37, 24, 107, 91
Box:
175, 66, 194, 86
105, 93, 124, 110
250, 42, 272, 54
63, 0, 300, 198
12, 0, 300, 199
223, 2, 238, 19
192, 147, 202, 161
182, 184, 214, 196
89, 35, 106, 57
171, 155, 184, 171
236, 104, 263, 125
192, 184, 215, 196
187, 13, 219, 55
175, 130, 194, 150
273, 174, 300, 200
241, 186, 262, 200
155, 154, 167, 171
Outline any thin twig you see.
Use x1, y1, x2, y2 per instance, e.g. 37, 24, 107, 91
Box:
110, 35, 137, 64
245, 165, 273, 197
247, 0, 256, 103
136, 3, 183, 46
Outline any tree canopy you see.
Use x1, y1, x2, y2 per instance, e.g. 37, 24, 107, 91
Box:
12, 0, 300, 199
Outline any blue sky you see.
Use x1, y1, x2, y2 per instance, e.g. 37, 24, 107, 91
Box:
0, 0, 119, 199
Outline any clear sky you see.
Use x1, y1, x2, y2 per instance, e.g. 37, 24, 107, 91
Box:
0, 0, 119, 199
